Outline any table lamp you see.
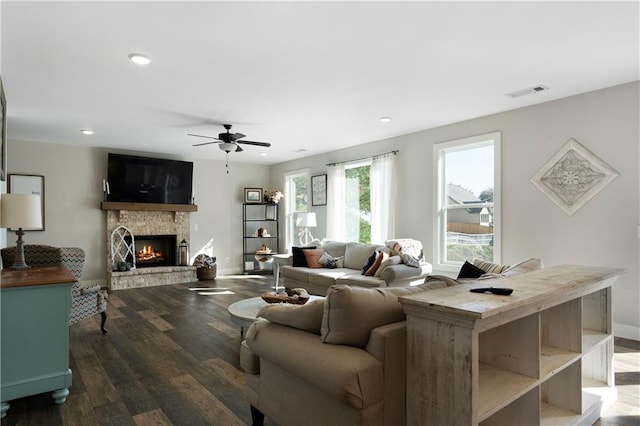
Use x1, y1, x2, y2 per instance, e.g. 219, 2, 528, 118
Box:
0, 193, 43, 269
296, 212, 317, 246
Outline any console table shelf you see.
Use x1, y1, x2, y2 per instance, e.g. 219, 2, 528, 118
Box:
399, 265, 623, 426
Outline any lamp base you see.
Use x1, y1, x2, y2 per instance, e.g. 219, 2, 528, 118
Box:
299, 229, 314, 246
9, 228, 31, 269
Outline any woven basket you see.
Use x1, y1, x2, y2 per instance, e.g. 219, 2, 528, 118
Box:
196, 265, 217, 280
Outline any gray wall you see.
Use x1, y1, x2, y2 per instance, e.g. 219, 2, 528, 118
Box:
4, 82, 638, 339
5, 142, 270, 284
269, 82, 640, 339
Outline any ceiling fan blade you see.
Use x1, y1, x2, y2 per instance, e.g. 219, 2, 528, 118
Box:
229, 132, 246, 141
188, 133, 220, 140
237, 140, 271, 147
192, 141, 220, 147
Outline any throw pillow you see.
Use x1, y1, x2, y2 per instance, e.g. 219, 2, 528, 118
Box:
321, 284, 430, 348
374, 255, 402, 277
292, 246, 316, 267
302, 249, 325, 269
365, 251, 389, 276
502, 258, 543, 277
385, 238, 424, 260
258, 299, 325, 335
317, 252, 345, 269
361, 251, 378, 275
457, 261, 486, 279
400, 253, 421, 268
473, 259, 510, 274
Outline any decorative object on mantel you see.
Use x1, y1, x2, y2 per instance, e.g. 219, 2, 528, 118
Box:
193, 253, 217, 280
110, 225, 136, 271
531, 138, 619, 216
264, 189, 283, 204
0, 194, 43, 269
178, 239, 189, 266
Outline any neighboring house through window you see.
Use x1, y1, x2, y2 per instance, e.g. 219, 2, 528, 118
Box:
433, 132, 501, 271
284, 169, 309, 252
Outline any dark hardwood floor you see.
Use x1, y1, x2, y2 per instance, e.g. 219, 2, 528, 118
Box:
1, 276, 638, 425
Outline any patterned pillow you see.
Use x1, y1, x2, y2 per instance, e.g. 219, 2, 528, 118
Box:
473, 259, 510, 274
317, 252, 344, 269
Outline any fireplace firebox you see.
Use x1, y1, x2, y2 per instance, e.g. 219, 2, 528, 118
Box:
125, 235, 177, 268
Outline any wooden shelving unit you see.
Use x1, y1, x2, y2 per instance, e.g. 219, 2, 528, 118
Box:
399, 265, 624, 426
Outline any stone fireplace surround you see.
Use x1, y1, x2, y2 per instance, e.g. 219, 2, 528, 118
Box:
103, 202, 197, 290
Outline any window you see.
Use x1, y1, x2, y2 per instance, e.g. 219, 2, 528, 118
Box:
284, 169, 309, 251
433, 132, 501, 271
345, 161, 371, 243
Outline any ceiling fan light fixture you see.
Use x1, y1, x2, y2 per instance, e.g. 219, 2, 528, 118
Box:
128, 53, 151, 65
219, 142, 236, 153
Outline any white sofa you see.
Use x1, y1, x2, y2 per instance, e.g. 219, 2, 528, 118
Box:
281, 239, 432, 296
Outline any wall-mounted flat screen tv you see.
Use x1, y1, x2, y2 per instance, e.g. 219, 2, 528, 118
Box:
107, 153, 193, 205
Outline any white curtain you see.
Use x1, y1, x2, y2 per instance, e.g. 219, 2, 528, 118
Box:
370, 153, 397, 244
326, 163, 347, 241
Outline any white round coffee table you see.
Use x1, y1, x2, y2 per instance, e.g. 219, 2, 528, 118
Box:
228, 295, 323, 337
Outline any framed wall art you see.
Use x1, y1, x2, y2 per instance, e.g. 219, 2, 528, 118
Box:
244, 188, 263, 204
311, 174, 327, 206
8, 174, 45, 231
530, 138, 619, 216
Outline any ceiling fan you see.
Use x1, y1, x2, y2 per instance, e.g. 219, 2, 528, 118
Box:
188, 124, 271, 153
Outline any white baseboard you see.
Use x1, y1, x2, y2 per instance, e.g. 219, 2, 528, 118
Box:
614, 323, 640, 341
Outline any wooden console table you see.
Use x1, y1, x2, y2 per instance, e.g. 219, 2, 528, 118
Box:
399, 265, 624, 425
0, 266, 75, 418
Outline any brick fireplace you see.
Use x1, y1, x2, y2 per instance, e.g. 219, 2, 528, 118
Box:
104, 203, 197, 290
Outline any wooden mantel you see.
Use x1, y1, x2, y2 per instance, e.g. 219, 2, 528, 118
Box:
101, 201, 197, 213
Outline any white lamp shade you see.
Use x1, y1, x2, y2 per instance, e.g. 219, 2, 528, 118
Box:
296, 212, 317, 228
0, 193, 43, 229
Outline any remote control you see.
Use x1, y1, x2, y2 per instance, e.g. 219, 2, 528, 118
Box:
469, 287, 513, 296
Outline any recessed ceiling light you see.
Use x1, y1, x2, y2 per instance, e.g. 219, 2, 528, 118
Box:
128, 53, 151, 65
259, 152, 268, 156
80, 129, 94, 135
379, 116, 392, 123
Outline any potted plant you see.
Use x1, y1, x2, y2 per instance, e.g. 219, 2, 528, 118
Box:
193, 254, 217, 280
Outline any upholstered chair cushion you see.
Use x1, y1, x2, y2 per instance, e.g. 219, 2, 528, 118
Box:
257, 299, 325, 335
321, 284, 428, 348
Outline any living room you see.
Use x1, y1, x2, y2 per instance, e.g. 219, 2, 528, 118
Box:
1, 1, 638, 425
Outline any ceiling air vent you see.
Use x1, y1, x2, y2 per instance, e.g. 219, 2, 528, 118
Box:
505, 85, 549, 98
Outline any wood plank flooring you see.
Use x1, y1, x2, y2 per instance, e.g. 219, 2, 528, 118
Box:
1, 275, 638, 425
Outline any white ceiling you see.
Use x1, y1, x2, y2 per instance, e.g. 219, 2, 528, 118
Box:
2, 1, 638, 165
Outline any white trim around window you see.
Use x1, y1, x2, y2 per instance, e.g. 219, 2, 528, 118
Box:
433, 132, 501, 273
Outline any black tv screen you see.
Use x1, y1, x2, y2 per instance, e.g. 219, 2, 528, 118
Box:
107, 153, 193, 205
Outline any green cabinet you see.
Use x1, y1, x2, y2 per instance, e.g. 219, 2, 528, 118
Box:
1, 267, 74, 418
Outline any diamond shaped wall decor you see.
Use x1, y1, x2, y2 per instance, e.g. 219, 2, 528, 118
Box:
531, 138, 619, 216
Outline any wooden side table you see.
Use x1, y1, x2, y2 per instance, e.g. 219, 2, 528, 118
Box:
0, 266, 75, 418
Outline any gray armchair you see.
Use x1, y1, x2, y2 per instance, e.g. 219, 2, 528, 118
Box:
1, 245, 108, 333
